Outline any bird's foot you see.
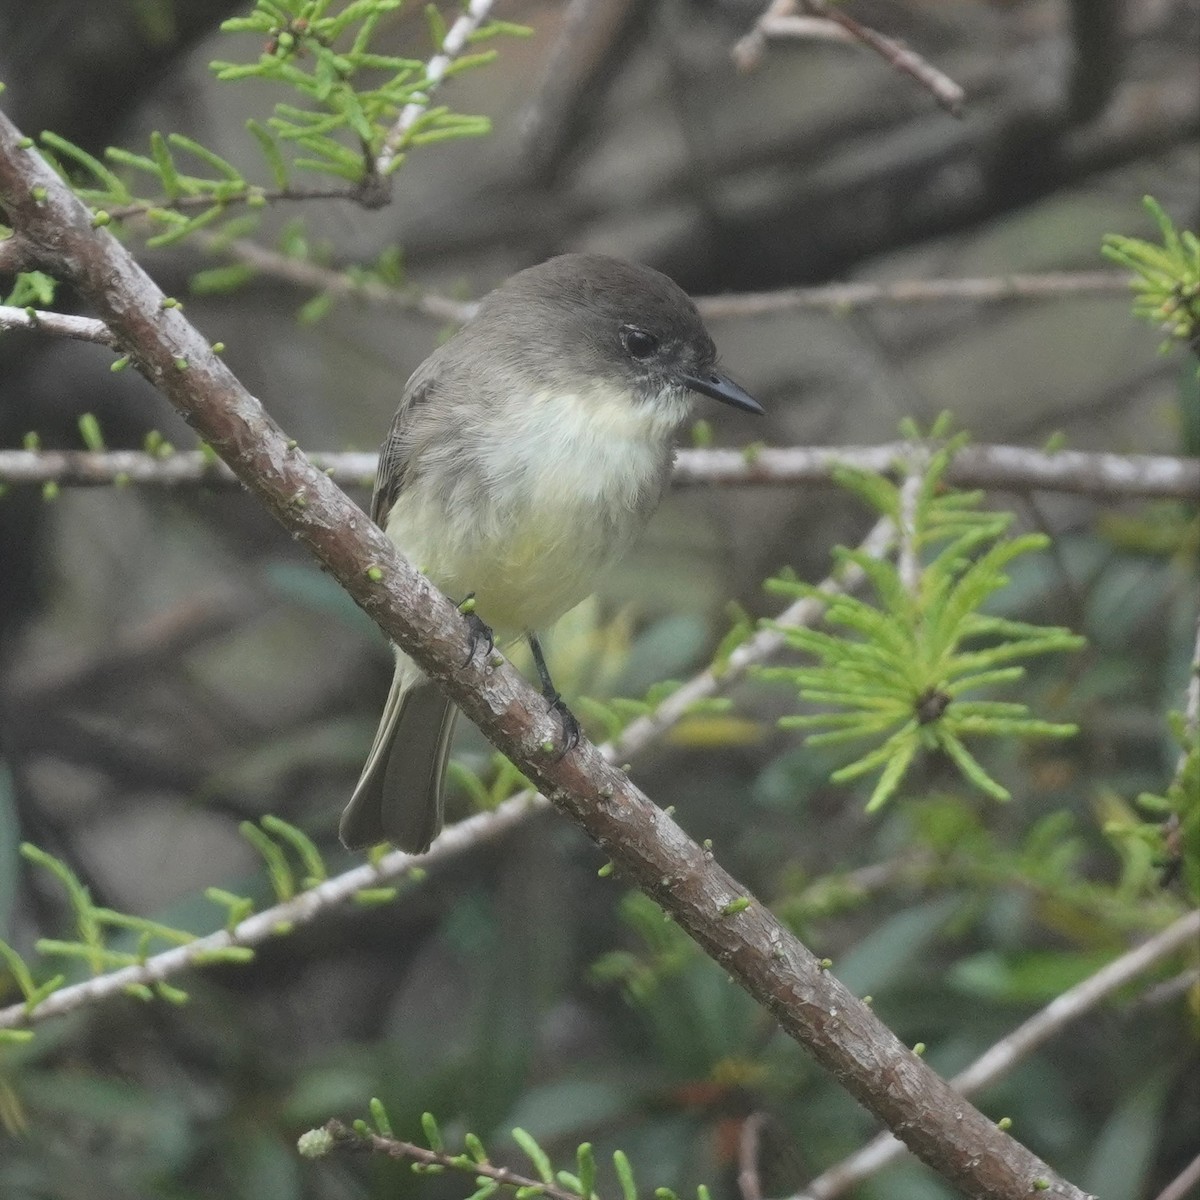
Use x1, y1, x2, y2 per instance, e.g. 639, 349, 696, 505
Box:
457, 594, 494, 666
542, 687, 581, 760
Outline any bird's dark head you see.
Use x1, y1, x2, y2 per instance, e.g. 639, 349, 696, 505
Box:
477, 253, 764, 418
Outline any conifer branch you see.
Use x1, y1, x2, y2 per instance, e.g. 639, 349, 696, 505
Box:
376, 0, 500, 175
316, 1120, 583, 1200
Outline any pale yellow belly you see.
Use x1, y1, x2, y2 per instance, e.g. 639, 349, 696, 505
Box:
383, 383, 682, 638
386, 488, 633, 637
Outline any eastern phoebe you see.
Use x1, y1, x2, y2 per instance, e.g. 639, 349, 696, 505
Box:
339, 253, 763, 852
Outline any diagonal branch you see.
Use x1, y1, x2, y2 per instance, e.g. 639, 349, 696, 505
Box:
0, 105, 1092, 1199
0, 517, 893, 1031
794, 908, 1200, 1199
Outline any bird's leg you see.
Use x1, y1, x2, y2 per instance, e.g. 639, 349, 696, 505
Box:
527, 632, 581, 757
457, 593, 494, 667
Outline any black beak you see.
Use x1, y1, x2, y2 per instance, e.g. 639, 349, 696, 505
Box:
678, 370, 764, 415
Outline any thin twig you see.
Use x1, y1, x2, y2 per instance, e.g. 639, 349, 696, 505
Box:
320, 1121, 581, 1199
794, 908, 1200, 1199
693, 271, 1133, 317
206, 238, 1134, 321
896, 456, 925, 595
375, 0, 499, 175
4, 269, 1137, 344
733, 0, 796, 70
1182, 613, 1200, 755
2, 443, 1195, 502
196, 234, 477, 322
103, 185, 360, 222
739, 1111, 770, 1200
0, 304, 117, 346
1153, 1152, 1200, 1200
801, 0, 965, 116
734, 0, 965, 116
1136, 967, 1200, 1010
754, 14, 857, 47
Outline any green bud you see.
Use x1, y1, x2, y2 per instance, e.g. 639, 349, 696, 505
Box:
297, 1128, 335, 1158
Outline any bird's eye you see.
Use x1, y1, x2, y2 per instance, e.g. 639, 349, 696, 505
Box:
620, 325, 660, 360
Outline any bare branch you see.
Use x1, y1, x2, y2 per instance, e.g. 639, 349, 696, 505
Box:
673, 443, 1200, 501
803, 0, 964, 116
896, 454, 926, 595
738, 1111, 770, 1200
0, 303, 117, 346
200, 234, 1134, 321
1153, 1152, 1200, 1200
693, 271, 1132, 317
795, 909, 1200, 1199
733, 0, 804, 70
2, 442, 1195, 502
734, 0, 965, 116
749, 14, 857, 50
1183, 610, 1200, 752
198, 232, 478, 323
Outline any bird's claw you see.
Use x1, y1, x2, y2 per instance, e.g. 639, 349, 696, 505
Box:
544, 689, 581, 760
458, 594, 494, 667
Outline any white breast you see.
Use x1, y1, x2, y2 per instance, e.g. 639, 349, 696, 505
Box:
387, 383, 687, 634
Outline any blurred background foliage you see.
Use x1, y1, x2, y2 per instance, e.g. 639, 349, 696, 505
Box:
0, 0, 1197, 1197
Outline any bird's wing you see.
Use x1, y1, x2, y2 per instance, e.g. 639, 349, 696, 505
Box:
370, 358, 439, 528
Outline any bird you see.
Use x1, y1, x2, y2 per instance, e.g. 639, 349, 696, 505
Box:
339, 253, 763, 852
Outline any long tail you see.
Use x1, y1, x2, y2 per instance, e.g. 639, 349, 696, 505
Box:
339, 669, 458, 852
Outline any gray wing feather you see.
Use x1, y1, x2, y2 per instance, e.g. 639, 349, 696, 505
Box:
370, 357, 441, 528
